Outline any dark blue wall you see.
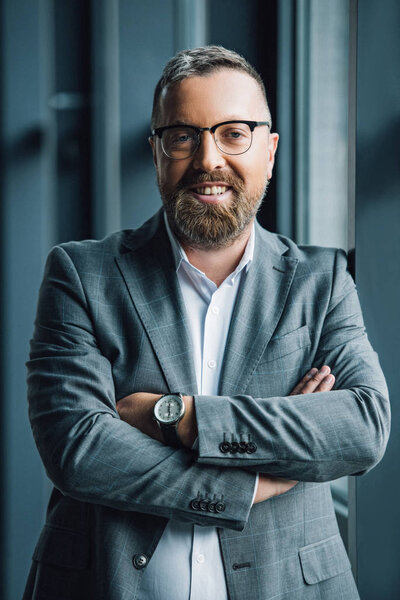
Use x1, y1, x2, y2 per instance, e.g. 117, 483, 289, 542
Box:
353, 0, 400, 597
1, 1, 399, 599
0, 2, 55, 598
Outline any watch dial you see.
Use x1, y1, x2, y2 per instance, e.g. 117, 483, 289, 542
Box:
156, 395, 182, 423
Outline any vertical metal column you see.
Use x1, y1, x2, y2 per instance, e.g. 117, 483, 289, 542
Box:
294, 0, 310, 245
92, 0, 121, 238
347, 0, 358, 579
276, 0, 295, 239
174, 0, 208, 52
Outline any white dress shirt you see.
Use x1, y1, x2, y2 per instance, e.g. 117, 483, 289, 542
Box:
138, 213, 258, 600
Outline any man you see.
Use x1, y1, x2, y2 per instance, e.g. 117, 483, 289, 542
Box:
24, 46, 389, 600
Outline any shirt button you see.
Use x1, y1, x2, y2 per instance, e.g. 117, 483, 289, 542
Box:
211, 305, 220, 315
207, 359, 216, 369
196, 554, 205, 564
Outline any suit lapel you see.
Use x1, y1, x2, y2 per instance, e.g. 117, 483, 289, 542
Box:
219, 223, 298, 395
115, 212, 198, 394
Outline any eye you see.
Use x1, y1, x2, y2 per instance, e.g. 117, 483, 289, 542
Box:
167, 129, 195, 145
175, 134, 191, 143
221, 129, 242, 139
218, 125, 250, 143
227, 129, 244, 138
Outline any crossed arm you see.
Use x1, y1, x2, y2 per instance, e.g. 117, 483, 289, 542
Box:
117, 365, 335, 504
28, 245, 389, 530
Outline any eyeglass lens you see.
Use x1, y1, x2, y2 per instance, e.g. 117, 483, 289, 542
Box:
161, 122, 253, 158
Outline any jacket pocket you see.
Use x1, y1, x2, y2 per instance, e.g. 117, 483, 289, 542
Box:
258, 324, 311, 365
299, 534, 351, 584
33, 524, 90, 569
32, 525, 91, 599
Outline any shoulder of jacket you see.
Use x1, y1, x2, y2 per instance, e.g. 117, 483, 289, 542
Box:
49, 210, 164, 261
256, 223, 347, 274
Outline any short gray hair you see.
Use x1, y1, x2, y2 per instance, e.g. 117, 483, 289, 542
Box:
151, 45, 270, 129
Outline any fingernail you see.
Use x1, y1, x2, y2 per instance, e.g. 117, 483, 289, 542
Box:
319, 366, 330, 375
324, 374, 334, 383
307, 368, 318, 378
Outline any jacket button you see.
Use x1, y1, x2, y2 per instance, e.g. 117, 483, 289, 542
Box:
132, 554, 148, 569
246, 441, 257, 454
199, 498, 209, 511
190, 498, 200, 510
230, 441, 239, 453
219, 441, 231, 453
208, 501, 216, 512
238, 441, 247, 453
215, 501, 226, 513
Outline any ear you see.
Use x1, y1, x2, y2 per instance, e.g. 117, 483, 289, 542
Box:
266, 132, 279, 180
149, 136, 158, 169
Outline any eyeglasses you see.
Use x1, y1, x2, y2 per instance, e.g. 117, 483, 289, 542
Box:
151, 120, 270, 160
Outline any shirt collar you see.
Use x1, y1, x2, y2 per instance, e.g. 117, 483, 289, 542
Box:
163, 210, 255, 280
163, 211, 187, 271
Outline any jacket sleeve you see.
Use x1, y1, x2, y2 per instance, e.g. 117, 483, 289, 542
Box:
194, 250, 390, 482
27, 245, 256, 531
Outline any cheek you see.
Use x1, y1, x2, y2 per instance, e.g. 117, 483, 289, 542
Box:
238, 157, 269, 192
158, 160, 187, 190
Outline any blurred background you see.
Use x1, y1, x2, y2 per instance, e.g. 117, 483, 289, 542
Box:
0, 0, 399, 598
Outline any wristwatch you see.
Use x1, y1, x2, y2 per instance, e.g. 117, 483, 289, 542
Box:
153, 393, 185, 448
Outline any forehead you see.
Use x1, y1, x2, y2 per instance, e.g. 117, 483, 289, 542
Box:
159, 68, 267, 126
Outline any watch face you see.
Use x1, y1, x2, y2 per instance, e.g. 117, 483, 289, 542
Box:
154, 394, 184, 424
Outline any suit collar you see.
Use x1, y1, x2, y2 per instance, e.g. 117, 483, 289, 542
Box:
218, 221, 298, 395
116, 210, 198, 394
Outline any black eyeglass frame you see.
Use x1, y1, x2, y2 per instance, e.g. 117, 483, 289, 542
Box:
150, 120, 271, 159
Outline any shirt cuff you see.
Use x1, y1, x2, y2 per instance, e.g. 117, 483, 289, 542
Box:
251, 472, 259, 505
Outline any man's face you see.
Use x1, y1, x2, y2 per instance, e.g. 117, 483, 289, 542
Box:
150, 68, 279, 249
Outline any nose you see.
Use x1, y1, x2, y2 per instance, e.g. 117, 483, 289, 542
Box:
191, 131, 226, 171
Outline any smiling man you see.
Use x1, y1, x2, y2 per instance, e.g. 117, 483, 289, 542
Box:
24, 47, 389, 600
154, 68, 274, 254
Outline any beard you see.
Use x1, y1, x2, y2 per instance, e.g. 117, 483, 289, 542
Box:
159, 171, 269, 249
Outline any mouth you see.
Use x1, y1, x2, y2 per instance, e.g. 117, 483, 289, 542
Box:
188, 183, 232, 204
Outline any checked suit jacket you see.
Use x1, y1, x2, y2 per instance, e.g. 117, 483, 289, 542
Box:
24, 208, 390, 600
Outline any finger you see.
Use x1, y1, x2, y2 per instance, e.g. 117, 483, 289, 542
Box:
313, 373, 335, 393
296, 365, 331, 394
289, 368, 318, 395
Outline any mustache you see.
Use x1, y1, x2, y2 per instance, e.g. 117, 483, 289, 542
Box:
177, 171, 245, 192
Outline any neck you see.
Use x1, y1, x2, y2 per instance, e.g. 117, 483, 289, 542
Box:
181, 222, 253, 287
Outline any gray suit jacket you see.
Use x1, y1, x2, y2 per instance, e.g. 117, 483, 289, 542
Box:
24, 209, 389, 600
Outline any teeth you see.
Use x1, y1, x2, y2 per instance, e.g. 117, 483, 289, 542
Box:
194, 186, 227, 195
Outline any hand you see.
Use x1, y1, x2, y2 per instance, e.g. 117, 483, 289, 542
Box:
116, 392, 197, 447
253, 475, 298, 504
290, 365, 335, 395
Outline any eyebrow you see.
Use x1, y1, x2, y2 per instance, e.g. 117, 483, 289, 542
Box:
166, 117, 249, 127
168, 120, 192, 127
